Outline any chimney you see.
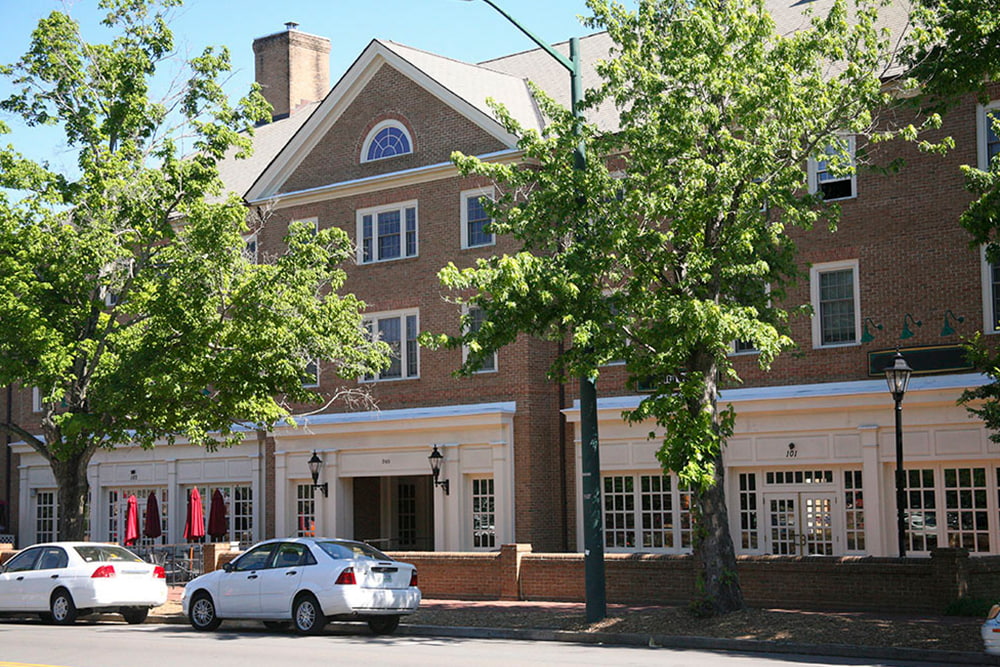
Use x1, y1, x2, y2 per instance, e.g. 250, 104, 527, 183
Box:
252, 23, 331, 121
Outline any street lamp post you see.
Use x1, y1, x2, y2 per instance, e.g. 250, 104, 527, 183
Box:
459, 0, 605, 622
883, 350, 913, 558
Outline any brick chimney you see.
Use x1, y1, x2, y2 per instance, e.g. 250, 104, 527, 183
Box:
252, 22, 330, 121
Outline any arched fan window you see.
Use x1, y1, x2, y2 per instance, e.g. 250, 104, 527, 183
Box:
362, 121, 412, 162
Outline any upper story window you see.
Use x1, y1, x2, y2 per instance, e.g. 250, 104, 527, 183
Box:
361, 120, 412, 163
302, 359, 319, 388
981, 247, 1000, 334
463, 305, 497, 373
808, 135, 856, 201
364, 309, 419, 381
979, 102, 1000, 171
357, 201, 418, 264
810, 260, 860, 348
244, 233, 258, 263
461, 187, 495, 249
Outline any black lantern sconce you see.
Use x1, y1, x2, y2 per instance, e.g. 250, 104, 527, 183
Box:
428, 445, 450, 495
941, 310, 965, 336
307, 450, 329, 498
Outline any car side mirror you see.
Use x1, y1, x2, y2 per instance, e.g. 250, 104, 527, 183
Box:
223, 562, 234, 573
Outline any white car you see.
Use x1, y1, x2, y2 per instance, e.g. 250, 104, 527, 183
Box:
0, 541, 167, 625
181, 537, 421, 635
983, 604, 1000, 655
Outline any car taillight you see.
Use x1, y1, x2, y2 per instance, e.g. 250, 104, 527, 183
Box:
335, 567, 356, 585
153, 566, 166, 579
91, 565, 116, 578
409, 570, 418, 587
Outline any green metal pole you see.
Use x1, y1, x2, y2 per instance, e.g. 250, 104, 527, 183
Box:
470, 3, 605, 622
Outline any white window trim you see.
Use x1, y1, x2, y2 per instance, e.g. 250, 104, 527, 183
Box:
808, 135, 857, 201
980, 245, 1000, 334
356, 201, 419, 265
978, 101, 1000, 171
462, 305, 498, 374
303, 359, 320, 388
362, 308, 420, 382
243, 232, 258, 263
810, 259, 861, 349
361, 120, 413, 164
31, 387, 42, 413
460, 187, 496, 250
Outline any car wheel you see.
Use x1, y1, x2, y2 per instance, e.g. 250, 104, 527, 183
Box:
263, 621, 290, 631
121, 607, 149, 625
292, 593, 326, 635
188, 592, 222, 631
367, 615, 400, 635
50, 589, 78, 625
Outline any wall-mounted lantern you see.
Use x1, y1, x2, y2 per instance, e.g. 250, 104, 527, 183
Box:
941, 310, 965, 336
428, 445, 450, 495
307, 450, 329, 498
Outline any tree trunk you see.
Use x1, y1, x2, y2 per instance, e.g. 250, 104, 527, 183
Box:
51, 454, 92, 541
693, 451, 745, 615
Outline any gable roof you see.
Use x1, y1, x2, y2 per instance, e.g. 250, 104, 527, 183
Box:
229, 0, 915, 203
245, 39, 531, 202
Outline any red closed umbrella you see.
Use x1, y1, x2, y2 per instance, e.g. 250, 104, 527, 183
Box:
207, 489, 228, 539
143, 491, 162, 540
183, 487, 205, 542
124, 495, 140, 546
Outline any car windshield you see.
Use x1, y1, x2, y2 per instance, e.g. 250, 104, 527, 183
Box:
315, 540, 391, 561
74, 545, 144, 563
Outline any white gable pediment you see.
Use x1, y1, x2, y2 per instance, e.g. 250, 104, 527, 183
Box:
246, 40, 536, 203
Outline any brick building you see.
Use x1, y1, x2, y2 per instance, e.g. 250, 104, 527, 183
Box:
7, 2, 1000, 564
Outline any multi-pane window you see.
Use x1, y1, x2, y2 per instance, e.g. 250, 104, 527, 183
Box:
811, 261, 859, 347
905, 468, 938, 553
296, 484, 316, 537
738, 473, 759, 551
363, 122, 412, 162
358, 202, 418, 264
471, 477, 496, 549
603, 473, 692, 553
244, 233, 258, 263
463, 306, 497, 373
35, 491, 56, 543
844, 470, 865, 553
980, 105, 999, 171
810, 135, 856, 200
364, 310, 419, 381
461, 188, 494, 248
302, 359, 320, 388
944, 467, 989, 552
397, 482, 417, 549
231, 486, 254, 547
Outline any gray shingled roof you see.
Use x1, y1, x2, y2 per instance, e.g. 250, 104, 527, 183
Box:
214, 101, 318, 201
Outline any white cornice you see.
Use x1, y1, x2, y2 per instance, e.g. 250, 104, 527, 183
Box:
248, 149, 522, 209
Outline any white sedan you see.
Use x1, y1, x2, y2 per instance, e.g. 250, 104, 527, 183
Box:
0, 541, 167, 624
182, 537, 421, 635
984, 604, 1000, 655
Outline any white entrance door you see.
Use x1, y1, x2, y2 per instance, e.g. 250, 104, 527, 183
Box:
764, 492, 837, 555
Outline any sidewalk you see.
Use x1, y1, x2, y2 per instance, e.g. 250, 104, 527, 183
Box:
152, 586, 995, 665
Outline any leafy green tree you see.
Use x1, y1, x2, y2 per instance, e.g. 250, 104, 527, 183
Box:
906, 1, 1000, 425
0, 0, 387, 540
432, 0, 943, 614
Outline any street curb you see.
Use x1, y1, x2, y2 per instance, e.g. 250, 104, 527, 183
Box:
150, 612, 997, 665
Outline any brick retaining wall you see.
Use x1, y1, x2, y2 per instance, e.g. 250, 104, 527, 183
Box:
387, 545, 1000, 614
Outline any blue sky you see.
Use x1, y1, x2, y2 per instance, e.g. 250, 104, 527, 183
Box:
0, 0, 629, 171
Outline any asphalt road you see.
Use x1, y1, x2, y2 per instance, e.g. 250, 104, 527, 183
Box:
0, 620, 962, 667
